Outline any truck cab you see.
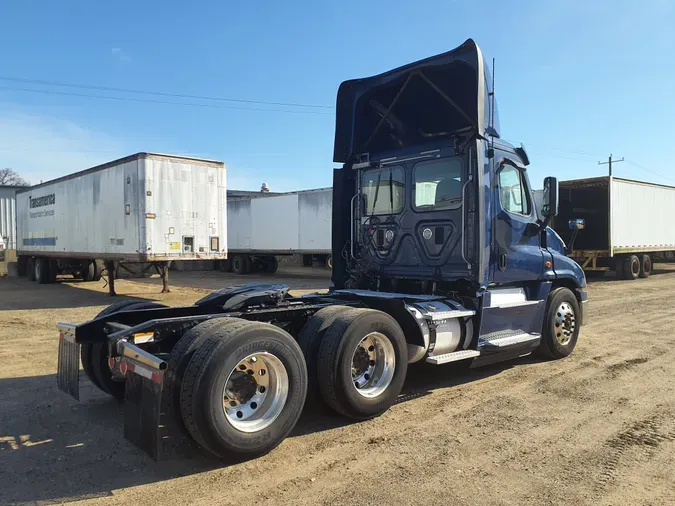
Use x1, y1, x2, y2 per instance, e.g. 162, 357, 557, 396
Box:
331, 38, 587, 363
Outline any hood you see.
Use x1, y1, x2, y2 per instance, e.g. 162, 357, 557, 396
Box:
333, 38, 499, 163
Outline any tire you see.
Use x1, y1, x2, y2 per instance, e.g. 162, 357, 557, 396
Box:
325, 255, 333, 270
82, 301, 167, 400
297, 305, 353, 399
91, 260, 103, 282
48, 259, 58, 283
35, 258, 50, 284
622, 254, 640, 280
263, 256, 278, 274
302, 255, 313, 267
231, 255, 251, 275
81, 300, 145, 390
179, 320, 308, 459
639, 254, 652, 278
536, 287, 580, 360
17, 257, 28, 277
26, 258, 36, 281
163, 318, 243, 437
316, 308, 408, 420
218, 259, 232, 272
80, 261, 95, 282
614, 256, 625, 279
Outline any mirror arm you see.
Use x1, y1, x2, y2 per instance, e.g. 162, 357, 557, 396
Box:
565, 228, 580, 255
540, 214, 553, 230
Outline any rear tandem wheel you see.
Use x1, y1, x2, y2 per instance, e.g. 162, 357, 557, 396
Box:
178, 319, 307, 459
80, 301, 168, 400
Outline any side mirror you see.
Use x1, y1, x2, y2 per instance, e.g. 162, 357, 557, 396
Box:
541, 176, 559, 219
568, 219, 585, 230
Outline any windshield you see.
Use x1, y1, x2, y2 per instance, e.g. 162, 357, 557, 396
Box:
361, 165, 405, 215
413, 157, 463, 211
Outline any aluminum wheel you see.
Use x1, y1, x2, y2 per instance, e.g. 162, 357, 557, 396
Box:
222, 352, 289, 433
553, 302, 576, 346
351, 332, 395, 398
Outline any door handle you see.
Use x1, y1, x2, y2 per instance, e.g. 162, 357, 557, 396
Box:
499, 251, 507, 271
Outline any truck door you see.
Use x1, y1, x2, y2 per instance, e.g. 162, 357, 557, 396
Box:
491, 160, 543, 284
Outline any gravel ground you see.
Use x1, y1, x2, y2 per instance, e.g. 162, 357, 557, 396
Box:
1, 265, 675, 505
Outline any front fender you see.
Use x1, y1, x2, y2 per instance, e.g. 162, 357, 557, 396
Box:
550, 250, 586, 288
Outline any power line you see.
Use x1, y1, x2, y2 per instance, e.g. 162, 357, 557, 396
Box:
498, 139, 603, 160
499, 140, 673, 183
0, 75, 334, 109
624, 159, 675, 184
0, 86, 333, 115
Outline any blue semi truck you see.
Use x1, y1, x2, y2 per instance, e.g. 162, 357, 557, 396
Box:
56, 39, 587, 461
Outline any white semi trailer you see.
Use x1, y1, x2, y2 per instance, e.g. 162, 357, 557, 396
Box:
550, 176, 675, 279
16, 152, 227, 293
223, 187, 332, 273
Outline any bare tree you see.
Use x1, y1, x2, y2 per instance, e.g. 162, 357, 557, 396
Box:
0, 168, 29, 186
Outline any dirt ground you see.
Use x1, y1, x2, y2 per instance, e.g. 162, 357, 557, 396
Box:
1, 265, 675, 506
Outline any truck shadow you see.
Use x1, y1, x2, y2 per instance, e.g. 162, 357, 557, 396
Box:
585, 264, 675, 284
0, 276, 158, 310
129, 267, 331, 294
0, 361, 514, 505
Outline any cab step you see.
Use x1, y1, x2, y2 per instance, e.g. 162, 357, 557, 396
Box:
426, 349, 481, 365
427, 309, 476, 322
478, 330, 540, 350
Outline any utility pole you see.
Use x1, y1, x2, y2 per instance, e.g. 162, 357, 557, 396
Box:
598, 153, 624, 177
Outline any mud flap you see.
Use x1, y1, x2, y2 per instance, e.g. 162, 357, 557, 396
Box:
57, 323, 80, 401
124, 363, 164, 460
119, 342, 168, 460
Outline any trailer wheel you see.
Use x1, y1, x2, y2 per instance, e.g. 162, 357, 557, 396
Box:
316, 308, 407, 420
91, 260, 103, 282
262, 256, 278, 274
231, 255, 251, 275
48, 259, 58, 283
325, 255, 333, 269
614, 256, 625, 279
639, 254, 652, 278
26, 258, 36, 281
179, 320, 307, 459
536, 287, 580, 360
297, 305, 353, 399
163, 317, 244, 437
80, 261, 96, 282
82, 301, 168, 400
622, 255, 640, 280
35, 258, 50, 284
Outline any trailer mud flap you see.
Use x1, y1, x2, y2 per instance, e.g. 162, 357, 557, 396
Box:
57, 323, 80, 401
120, 342, 167, 461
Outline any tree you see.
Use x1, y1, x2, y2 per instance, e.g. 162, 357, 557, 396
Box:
0, 168, 29, 186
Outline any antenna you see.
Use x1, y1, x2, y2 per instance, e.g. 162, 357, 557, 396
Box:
491, 58, 496, 136
488, 57, 496, 157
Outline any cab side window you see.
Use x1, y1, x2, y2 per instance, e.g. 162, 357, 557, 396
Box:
499, 164, 531, 216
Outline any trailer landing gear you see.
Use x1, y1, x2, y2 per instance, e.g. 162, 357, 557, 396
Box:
103, 261, 172, 295
104, 261, 117, 296
156, 261, 170, 293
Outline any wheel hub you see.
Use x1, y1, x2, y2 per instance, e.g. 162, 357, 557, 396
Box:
229, 373, 258, 404
222, 352, 289, 433
350, 332, 395, 399
352, 346, 371, 377
553, 302, 576, 346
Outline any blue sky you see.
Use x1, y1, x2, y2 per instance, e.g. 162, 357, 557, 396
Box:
0, 0, 673, 191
